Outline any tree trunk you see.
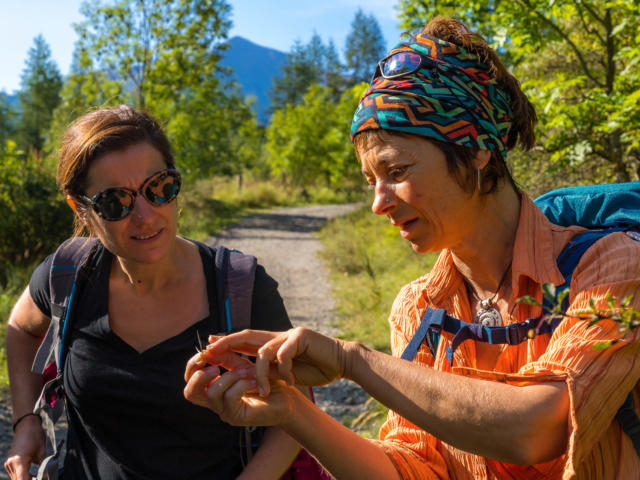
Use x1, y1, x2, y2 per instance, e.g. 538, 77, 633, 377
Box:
608, 131, 630, 182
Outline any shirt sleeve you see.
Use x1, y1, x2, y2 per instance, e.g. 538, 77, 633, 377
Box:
374, 282, 450, 480
249, 264, 292, 332
28, 254, 54, 318
518, 231, 640, 475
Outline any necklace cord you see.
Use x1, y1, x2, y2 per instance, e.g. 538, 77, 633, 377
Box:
467, 260, 512, 306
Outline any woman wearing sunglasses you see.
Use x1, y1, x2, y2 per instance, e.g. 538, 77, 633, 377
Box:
184, 17, 640, 479
4, 105, 301, 480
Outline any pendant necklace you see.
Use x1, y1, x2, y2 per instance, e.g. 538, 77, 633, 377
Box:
466, 261, 512, 327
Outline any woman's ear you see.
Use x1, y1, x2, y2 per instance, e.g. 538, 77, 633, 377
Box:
474, 149, 492, 170
66, 195, 78, 213
67, 195, 89, 224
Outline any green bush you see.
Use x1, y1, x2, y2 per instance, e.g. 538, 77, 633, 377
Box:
0, 142, 73, 286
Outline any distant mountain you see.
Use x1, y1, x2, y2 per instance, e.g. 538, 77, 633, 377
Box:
220, 36, 286, 124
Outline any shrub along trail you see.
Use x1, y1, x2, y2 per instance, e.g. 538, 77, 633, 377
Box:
0, 203, 369, 476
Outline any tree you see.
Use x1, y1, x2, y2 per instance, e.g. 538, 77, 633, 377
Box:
17, 35, 62, 155
269, 36, 324, 108
397, 0, 640, 184
51, 0, 254, 179
0, 93, 16, 156
269, 33, 346, 108
324, 40, 345, 98
0, 140, 73, 284
266, 83, 366, 189
344, 9, 387, 86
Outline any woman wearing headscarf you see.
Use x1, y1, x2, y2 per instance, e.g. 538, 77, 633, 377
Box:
184, 18, 640, 479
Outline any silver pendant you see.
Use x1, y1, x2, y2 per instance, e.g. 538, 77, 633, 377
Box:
475, 299, 502, 327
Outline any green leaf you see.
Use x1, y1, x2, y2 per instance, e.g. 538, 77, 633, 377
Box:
593, 341, 613, 350
557, 289, 570, 306
542, 283, 556, 302
517, 296, 542, 307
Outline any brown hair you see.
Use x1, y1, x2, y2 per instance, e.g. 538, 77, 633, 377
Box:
354, 17, 537, 195
57, 105, 174, 236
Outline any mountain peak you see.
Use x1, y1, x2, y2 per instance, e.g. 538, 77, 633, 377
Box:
221, 36, 287, 123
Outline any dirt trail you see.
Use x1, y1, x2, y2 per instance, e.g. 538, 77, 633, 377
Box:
203, 204, 369, 421
0, 203, 369, 477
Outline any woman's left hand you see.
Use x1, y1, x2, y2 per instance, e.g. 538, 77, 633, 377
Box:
184, 364, 298, 428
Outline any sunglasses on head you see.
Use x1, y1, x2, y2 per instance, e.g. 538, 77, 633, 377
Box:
372, 50, 499, 132
371, 51, 442, 83
80, 168, 182, 221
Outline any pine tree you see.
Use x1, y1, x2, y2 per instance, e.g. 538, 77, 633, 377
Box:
0, 93, 16, 155
269, 33, 346, 108
344, 9, 387, 86
324, 40, 345, 98
269, 39, 322, 107
17, 35, 62, 155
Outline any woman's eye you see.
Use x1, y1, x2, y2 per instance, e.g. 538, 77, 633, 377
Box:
389, 166, 408, 179
366, 180, 376, 190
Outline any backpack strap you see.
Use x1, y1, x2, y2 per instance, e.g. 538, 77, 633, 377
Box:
30, 237, 96, 480
616, 393, 640, 457
214, 245, 257, 333
213, 245, 259, 465
32, 237, 97, 375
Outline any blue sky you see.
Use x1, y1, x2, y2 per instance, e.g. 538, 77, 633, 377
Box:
0, 0, 404, 94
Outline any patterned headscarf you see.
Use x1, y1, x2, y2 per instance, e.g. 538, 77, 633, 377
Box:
350, 32, 513, 153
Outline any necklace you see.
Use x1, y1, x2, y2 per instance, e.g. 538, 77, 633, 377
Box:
466, 261, 512, 327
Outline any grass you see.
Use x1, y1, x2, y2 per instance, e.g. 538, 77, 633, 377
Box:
318, 204, 438, 437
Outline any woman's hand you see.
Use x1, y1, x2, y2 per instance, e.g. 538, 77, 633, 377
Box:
184, 364, 303, 428
202, 327, 352, 396
4, 417, 45, 480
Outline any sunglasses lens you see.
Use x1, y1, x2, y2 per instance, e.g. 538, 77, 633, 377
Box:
382, 52, 423, 77
142, 170, 181, 205
95, 189, 134, 220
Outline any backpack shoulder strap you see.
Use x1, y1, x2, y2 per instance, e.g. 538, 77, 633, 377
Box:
212, 244, 259, 465
31, 236, 96, 480
214, 245, 257, 333
31, 237, 97, 374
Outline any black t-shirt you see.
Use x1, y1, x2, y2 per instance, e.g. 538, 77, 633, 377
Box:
29, 241, 291, 480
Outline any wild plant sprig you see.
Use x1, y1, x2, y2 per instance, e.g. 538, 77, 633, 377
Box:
517, 283, 640, 349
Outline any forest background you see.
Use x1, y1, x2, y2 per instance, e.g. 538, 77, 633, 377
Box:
0, 0, 639, 411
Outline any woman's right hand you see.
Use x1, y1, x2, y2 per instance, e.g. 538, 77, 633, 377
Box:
201, 327, 354, 397
4, 416, 46, 480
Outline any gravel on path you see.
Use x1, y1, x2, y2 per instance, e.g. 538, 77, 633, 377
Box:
0, 203, 370, 477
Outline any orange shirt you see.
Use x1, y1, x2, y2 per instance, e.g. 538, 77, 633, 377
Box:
376, 194, 640, 479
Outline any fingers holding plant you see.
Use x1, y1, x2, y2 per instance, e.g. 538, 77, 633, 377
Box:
202, 327, 349, 396
184, 365, 300, 428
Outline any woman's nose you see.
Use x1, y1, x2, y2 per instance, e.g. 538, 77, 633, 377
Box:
371, 182, 396, 215
131, 192, 155, 221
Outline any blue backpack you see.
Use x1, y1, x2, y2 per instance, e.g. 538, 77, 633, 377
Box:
401, 181, 640, 456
